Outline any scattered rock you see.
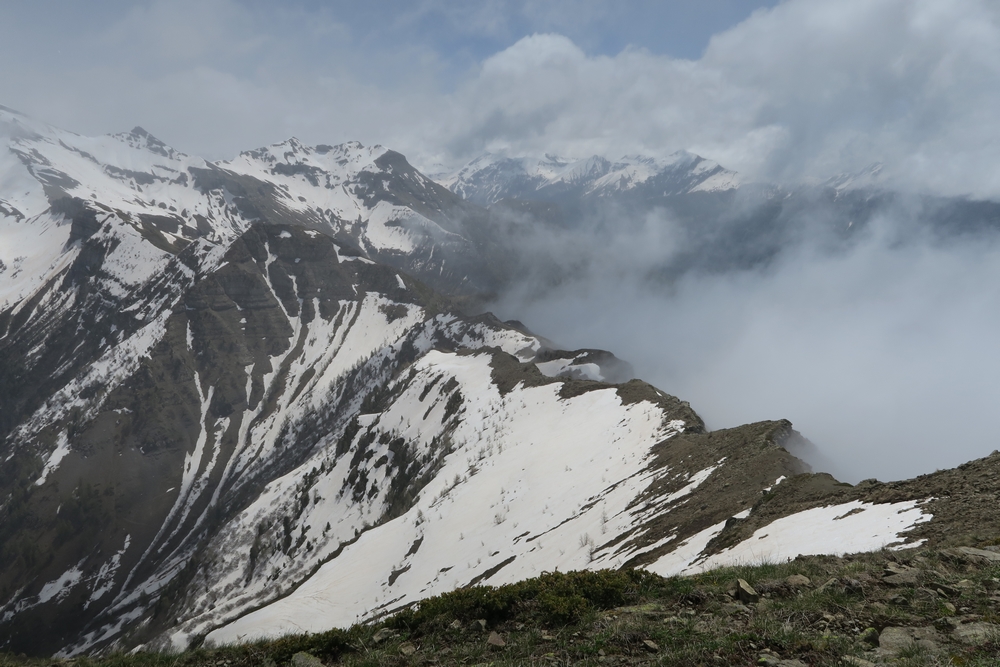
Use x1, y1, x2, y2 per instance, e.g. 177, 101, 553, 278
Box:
290, 653, 324, 667
720, 602, 748, 616
758, 657, 806, 667
943, 602, 957, 613
882, 562, 921, 586
934, 582, 960, 596
736, 578, 760, 604
477, 619, 487, 631
642, 639, 659, 652
877, 627, 914, 654
943, 546, 1000, 565
540, 633, 556, 641
399, 642, 417, 656
786, 574, 811, 587
876, 626, 944, 656
487, 631, 506, 647
859, 627, 879, 647
841, 657, 876, 667
448, 619, 463, 630
816, 577, 838, 592
372, 627, 397, 643
953, 621, 1000, 645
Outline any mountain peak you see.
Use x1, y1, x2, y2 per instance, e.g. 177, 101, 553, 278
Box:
113, 125, 183, 159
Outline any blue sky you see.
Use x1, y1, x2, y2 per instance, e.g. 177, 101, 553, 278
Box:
269, 1, 781, 63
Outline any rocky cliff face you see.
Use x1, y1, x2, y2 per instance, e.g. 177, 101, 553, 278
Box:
0, 109, 993, 657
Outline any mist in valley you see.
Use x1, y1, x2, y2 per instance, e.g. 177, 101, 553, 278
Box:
489, 192, 1000, 484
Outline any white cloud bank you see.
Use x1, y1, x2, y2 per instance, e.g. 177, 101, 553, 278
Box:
491, 201, 1000, 484
437, 0, 1000, 197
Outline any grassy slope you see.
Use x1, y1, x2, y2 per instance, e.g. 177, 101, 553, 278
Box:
4, 547, 1000, 666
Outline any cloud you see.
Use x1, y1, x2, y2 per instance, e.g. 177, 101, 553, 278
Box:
435, 0, 1000, 197
490, 198, 1000, 483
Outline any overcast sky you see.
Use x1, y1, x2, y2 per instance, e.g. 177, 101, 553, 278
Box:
3, 0, 1000, 197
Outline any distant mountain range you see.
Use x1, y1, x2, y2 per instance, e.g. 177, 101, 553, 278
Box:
3, 106, 1000, 657
434, 151, 741, 206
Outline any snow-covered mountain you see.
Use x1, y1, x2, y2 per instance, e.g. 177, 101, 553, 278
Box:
436, 151, 741, 207
1, 109, 996, 658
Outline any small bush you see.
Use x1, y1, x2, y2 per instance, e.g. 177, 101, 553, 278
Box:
388, 569, 674, 633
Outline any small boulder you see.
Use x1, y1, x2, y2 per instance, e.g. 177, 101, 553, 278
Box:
290, 653, 324, 667
785, 574, 811, 588
642, 639, 659, 652
816, 577, 838, 592
947, 546, 1000, 565
878, 627, 914, 654
399, 642, 417, 656
736, 578, 760, 604
487, 631, 506, 647
882, 563, 920, 586
859, 627, 879, 647
934, 582, 959, 596
953, 621, 1000, 645
841, 657, 876, 667
372, 627, 397, 644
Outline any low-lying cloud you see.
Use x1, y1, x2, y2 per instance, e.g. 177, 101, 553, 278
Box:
490, 197, 1000, 483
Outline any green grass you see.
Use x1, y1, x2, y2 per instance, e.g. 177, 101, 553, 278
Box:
4, 548, 1000, 666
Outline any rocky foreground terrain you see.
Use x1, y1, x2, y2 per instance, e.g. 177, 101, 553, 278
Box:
2, 107, 1000, 661
3, 543, 1000, 665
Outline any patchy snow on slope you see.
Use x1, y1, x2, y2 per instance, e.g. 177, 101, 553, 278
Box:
440, 317, 541, 360
87, 535, 131, 608
199, 350, 686, 645
642, 499, 932, 578
536, 357, 604, 381
37, 566, 84, 605
13, 307, 173, 449
0, 210, 75, 312
34, 430, 70, 486
362, 202, 419, 253
689, 168, 742, 193
688, 500, 932, 571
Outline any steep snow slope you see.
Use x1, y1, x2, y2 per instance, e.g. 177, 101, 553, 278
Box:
163, 351, 696, 647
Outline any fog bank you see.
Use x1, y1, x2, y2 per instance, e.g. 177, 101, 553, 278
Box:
492, 200, 1000, 483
